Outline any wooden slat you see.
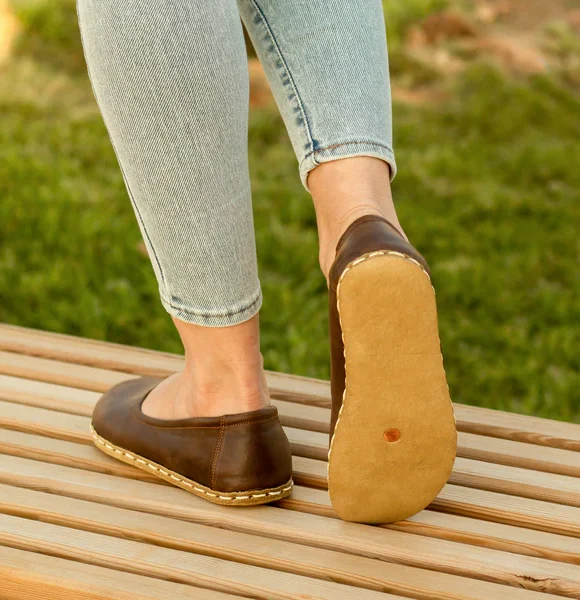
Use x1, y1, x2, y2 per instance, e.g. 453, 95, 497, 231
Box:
0, 545, 238, 600
455, 404, 580, 452
3, 351, 580, 478
2, 324, 580, 597
273, 428, 580, 507
0, 399, 90, 444
0, 324, 331, 406
3, 372, 578, 479
2, 428, 577, 565
271, 397, 331, 434
2, 324, 579, 450
394, 510, 580, 565
291, 452, 580, 514
0, 325, 185, 376
3, 399, 579, 512
293, 473, 577, 538
0, 373, 332, 435
0, 374, 97, 417
428, 485, 580, 538
1, 484, 558, 600
0, 512, 399, 600
2, 402, 580, 539
448, 457, 580, 507
454, 431, 580, 479
285, 479, 580, 539
0, 429, 162, 484
2, 357, 580, 481
288, 426, 580, 481
0, 351, 129, 393
1, 455, 579, 597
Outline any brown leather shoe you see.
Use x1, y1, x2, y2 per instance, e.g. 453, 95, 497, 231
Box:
91, 376, 293, 506
327, 214, 457, 523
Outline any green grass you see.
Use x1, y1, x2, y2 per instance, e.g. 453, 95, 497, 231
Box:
1, 0, 579, 422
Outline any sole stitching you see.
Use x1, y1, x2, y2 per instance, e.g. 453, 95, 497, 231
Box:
91, 425, 293, 504
327, 250, 455, 492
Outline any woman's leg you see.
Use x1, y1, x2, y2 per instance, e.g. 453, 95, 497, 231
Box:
239, 0, 455, 524
77, 0, 268, 418
308, 157, 407, 280
236, 0, 403, 279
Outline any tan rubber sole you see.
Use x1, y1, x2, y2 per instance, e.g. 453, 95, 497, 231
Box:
91, 425, 293, 507
328, 251, 457, 524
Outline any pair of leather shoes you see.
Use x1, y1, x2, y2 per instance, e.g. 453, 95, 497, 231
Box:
92, 214, 456, 523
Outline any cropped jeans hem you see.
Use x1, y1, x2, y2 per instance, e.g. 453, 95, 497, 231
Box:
159, 287, 263, 328
299, 140, 397, 193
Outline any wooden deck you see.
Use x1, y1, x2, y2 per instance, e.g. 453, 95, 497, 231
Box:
0, 324, 578, 600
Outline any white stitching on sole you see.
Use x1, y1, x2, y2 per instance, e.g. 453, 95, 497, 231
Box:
327, 250, 455, 488
90, 425, 293, 503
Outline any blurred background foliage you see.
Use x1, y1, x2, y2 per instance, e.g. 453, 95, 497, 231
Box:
1, 0, 579, 421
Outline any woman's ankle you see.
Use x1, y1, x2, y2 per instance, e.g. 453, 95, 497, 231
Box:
141, 358, 269, 419
316, 204, 394, 279
142, 313, 269, 419
185, 354, 270, 416
307, 156, 407, 282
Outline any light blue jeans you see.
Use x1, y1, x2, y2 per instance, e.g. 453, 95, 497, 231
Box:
77, 0, 396, 326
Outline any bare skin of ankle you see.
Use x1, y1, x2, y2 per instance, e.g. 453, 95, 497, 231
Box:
307, 156, 408, 283
141, 314, 269, 420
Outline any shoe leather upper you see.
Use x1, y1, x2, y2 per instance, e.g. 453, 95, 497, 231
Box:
327, 215, 430, 443
92, 376, 293, 492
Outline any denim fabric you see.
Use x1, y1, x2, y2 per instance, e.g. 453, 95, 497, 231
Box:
77, 0, 396, 327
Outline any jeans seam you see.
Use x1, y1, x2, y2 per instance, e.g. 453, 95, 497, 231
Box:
116, 159, 168, 290
77, 2, 168, 292
160, 287, 262, 319
303, 139, 396, 161
249, 0, 316, 159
